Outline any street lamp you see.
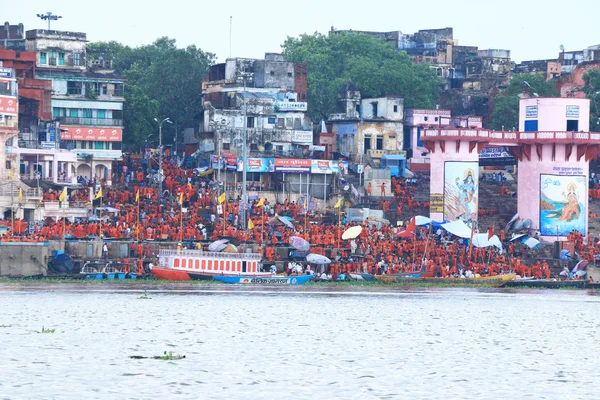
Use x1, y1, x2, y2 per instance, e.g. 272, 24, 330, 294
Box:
36, 12, 62, 30
522, 81, 539, 97
154, 117, 172, 200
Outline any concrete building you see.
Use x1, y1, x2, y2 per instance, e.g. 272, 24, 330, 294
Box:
329, 79, 404, 163
25, 29, 124, 183
0, 22, 25, 51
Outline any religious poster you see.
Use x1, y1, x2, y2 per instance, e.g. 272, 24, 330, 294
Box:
443, 161, 478, 228
540, 174, 586, 236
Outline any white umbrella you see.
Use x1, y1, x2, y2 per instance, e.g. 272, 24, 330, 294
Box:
342, 226, 362, 240
415, 215, 432, 226
208, 239, 229, 252
222, 244, 238, 253
289, 236, 310, 251
306, 253, 331, 264
278, 216, 294, 229
441, 220, 472, 239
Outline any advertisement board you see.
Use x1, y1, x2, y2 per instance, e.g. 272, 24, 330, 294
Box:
236, 158, 275, 173
274, 159, 311, 173
443, 161, 479, 228
291, 130, 313, 144
540, 174, 586, 236
61, 126, 122, 142
0, 95, 17, 115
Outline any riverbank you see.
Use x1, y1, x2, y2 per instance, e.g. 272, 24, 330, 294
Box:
0, 277, 596, 290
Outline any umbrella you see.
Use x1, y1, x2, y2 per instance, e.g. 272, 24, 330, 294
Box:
208, 239, 229, 252
510, 233, 526, 242
306, 253, 331, 264
368, 216, 390, 225
282, 216, 295, 222
415, 215, 432, 226
524, 237, 540, 249
342, 226, 362, 240
289, 236, 310, 252
278, 216, 294, 229
222, 244, 238, 253
96, 207, 120, 213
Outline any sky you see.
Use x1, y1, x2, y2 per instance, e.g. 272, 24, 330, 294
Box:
5, 0, 599, 63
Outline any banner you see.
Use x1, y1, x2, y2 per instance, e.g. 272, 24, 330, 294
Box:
274, 159, 311, 173
0, 95, 17, 115
61, 126, 122, 142
443, 161, 478, 228
540, 174, 586, 236
430, 194, 444, 213
221, 152, 238, 171
236, 158, 275, 173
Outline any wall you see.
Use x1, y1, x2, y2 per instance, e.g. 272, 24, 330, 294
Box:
359, 97, 404, 121
517, 144, 589, 239
428, 140, 479, 222
519, 98, 591, 132
558, 61, 600, 98
0, 242, 49, 277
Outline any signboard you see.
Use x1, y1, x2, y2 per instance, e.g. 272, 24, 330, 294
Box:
236, 157, 275, 173
291, 130, 313, 144
61, 126, 122, 142
525, 105, 538, 119
274, 158, 311, 173
310, 160, 349, 175
566, 105, 580, 118
0, 68, 13, 78
275, 101, 308, 112
220, 152, 238, 171
40, 141, 56, 149
443, 161, 478, 228
0, 95, 17, 115
479, 147, 516, 166
430, 194, 444, 213
210, 154, 224, 170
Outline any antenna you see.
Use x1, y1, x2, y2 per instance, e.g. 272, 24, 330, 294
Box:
36, 12, 62, 30
229, 16, 232, 59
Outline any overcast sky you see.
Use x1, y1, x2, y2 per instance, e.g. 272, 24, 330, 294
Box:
6, 0, 599, 63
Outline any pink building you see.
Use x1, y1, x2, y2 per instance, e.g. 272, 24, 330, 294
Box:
519, 97, 590, 132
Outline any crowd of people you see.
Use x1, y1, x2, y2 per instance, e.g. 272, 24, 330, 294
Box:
0, 149, 595, 280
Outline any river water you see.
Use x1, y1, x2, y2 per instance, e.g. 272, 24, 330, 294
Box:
0, 283, 598, 400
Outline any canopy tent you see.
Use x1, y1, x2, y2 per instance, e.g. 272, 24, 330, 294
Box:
471, 233, 503, 252
441, 220, 473, 239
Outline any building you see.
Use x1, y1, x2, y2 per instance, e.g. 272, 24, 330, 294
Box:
513, 59, 562, 80
25, 29, 124, 183
0, 22, 25, 51
329, 79, 404, 163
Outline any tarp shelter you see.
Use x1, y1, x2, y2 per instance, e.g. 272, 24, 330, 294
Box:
472, 233, 503, 252
441, 220, 473, 239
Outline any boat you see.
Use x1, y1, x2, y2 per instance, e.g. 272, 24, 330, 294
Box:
80, 261, 137, 280
152, 249, 269, 281
213, 274, 313, 285
374, 273, 516, 288
505, 279, 589, 289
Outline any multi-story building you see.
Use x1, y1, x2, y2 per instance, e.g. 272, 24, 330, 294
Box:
329, 79, 405, 165
0, 22, 25, 51
199, 53, 312, 158
25, 29, 124, 183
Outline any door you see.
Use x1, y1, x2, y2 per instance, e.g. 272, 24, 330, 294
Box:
524, 120, 538, 132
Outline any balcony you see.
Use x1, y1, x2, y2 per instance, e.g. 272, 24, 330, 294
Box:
58, 117, 123, 127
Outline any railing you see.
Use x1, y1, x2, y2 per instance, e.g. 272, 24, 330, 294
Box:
159, 249, 262, 260
422, 128, 600, 143
59, 117, 123, 127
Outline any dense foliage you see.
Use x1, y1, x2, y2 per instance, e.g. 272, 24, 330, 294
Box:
583, 70, 600, 131
87, 38, 215, 148
282, 32, 442, 121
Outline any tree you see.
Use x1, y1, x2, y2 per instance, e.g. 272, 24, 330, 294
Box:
490, 73, 560, 130
282, 32, 442, 121
88, 37, 215, 148
583, 70, 600, 131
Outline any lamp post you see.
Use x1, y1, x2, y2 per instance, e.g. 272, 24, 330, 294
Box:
36, 12, 62, 30
154, 117, 172, 200
241, 73, 248, 231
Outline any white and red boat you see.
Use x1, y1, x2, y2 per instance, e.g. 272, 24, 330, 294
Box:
152, 249, 269, 281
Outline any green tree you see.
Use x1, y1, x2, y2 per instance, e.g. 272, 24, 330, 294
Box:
490, 73, 560, 130
88, 37, 215, 148
583, 70, 600, 131
282, 32, 442, 121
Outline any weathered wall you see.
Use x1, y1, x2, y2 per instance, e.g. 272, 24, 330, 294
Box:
0, 242, 50, 277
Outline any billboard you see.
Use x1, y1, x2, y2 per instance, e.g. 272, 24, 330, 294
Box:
274, 159, 311, 173
236, 158, 275, 173
540, 174, 586, 236
0, 95, 17, 115
61, 126, 122, 142
443, 161, 478, 228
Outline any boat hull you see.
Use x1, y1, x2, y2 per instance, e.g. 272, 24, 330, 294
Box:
375, 274, 516, 287
214, 275, 313, 285
152, 267, 273, 281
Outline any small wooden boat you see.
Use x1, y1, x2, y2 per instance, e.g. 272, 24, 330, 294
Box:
214, 274, 313, 285
375, 274, 516, 288
505, 279, 589, 289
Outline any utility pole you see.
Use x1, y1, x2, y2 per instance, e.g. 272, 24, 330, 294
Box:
154, 117, 172, 201
36, 12, 62, 30
241, 73, 248, 230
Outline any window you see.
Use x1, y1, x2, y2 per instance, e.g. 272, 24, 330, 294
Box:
376, 137, 383, 150
40, 52, 47, 64
95, 141, 104, 150
364, 137, 371, 151
49, 51, 57, 66
222, 143, 230, 150
69, 108, 79, 118
270, 71, 275, 76
424, 116, 429, 122
67, 81, 82, 95
53, 107, 66, 118
566, 120, 579, 132
371, 102, 378, 118
286, 118, 293, 129
97, 110, 106, 119
294, 118, 301, 130
277, 118, 285, 128
246, 117, 255, 128
250, 143, 258, 151
287, 72, 293, 77
83, 109, 93, 118
393, 105, 398, 113
73, 53, 80, 66
301, 93, 306, 100
267, 117, 276, 124
58, 52, 64, 66
434, 117, 439, 122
